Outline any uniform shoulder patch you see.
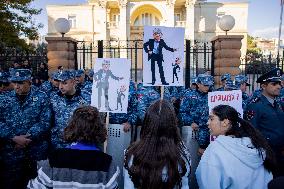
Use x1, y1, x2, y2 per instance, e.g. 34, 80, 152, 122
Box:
246, 110, 256, 121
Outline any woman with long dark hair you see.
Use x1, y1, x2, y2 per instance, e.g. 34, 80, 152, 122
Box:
196, 105, 275, 189
27, 106, 119, 189
124, 100, 190, 189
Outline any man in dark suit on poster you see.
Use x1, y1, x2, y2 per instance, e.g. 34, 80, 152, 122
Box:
143, 28, 176, 85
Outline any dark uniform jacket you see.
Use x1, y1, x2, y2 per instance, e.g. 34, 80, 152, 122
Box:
245, 95, 284, 150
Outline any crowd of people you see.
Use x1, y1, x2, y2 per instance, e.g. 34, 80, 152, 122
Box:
0, 64, 284, 189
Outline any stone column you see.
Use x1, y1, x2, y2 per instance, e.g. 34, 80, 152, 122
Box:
119, 0, 128, 58
45, 37, 77, 73
166, 0, 175, 27
185, 0, 195, 40
211, 35, 243, 87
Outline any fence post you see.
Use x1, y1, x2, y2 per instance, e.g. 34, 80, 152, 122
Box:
98, 40, 103, 58
74, 42, 78, 70
135, 41, 138, 82
185, 40, 191, 88
211, 41, 215, 76
204, 42, 206, 69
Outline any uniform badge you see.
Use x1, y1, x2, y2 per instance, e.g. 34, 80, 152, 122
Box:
32, 96, 38, 101
79, 99, 85, 105
16, 72, 20, 77
246, 110, 255, 121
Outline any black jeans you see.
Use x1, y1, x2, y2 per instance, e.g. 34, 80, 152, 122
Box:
151, 54, 166, 83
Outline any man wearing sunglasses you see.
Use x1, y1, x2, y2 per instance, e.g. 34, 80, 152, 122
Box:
245, 68, 284, 177
0, 69, 51, 188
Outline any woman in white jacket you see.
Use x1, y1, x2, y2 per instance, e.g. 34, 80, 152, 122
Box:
196, 105, 275, 189
124, 100, 190, 189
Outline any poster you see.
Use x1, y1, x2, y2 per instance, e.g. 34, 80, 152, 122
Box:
91, 58, 131, 113
143, 26, 185, 86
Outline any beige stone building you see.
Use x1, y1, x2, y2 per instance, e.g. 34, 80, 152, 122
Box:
47, 0, 248, 55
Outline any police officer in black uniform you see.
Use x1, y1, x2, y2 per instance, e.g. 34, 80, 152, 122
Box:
245, 68, 284, 177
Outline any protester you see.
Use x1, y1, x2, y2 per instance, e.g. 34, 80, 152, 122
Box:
27, 106, 119, 189
38, 62, 49, 82
124, 100, 190, 189
196, 105, 274, 189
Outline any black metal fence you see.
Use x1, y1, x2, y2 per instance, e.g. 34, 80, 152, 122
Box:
239, 54, 284, 93
0, 45, 48, 77
76, 39, 213, 87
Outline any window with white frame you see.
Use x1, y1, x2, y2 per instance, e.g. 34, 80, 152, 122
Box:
68, 14, 76, 28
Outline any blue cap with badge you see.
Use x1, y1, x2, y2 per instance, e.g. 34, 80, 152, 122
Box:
235, 75, 251, 86
9, 69, 32, 82
225, 79, 239, 90
197, 74, 214, 86
221, 73, 231, 81
57, 70, 75, 81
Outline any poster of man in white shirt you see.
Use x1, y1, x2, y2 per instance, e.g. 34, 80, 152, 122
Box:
143, 26, 185, 86
91, 58, 131, 113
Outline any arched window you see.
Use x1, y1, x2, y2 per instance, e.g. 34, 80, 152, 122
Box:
133, 13, 160, 26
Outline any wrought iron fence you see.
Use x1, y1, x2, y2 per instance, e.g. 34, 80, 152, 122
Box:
239, 54, 284, 93
0, 45, 48, 77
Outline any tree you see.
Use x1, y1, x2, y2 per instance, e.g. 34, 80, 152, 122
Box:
0, 0, 42, 50
247, 35, 261, 56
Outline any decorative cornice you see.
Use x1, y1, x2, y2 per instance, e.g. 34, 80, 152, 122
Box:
119, 0, 128, 8
98, 0, 107, 8
166, 0, 176, 7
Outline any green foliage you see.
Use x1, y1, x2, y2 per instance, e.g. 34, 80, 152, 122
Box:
246, 35, 261, 60
0, 0, 42, 50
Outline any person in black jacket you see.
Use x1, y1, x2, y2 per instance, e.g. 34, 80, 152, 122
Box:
143, 28, 176, 85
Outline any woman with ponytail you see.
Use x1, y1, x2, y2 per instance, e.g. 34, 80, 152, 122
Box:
124, 100, 190, 189
196, 105, 275, 189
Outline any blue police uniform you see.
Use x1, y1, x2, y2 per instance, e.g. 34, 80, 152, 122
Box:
179, 74, 214, 149
39, 71, 60, 97
50, 70, 90, 149
136, 84, 161, 122
245, 68, 284, 176
235, 74, 251, 110
109, 80, 138, 126
216, 73, 231, 91
0, 71, 11, 94
0, 69, 51, 188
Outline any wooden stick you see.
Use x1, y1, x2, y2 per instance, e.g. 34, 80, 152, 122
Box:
104, 112, 109, 153
161, 86, 164, 100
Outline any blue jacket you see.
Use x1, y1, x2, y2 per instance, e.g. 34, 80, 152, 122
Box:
0, 88, 51, 161
137, 85, 161, 122
39, 80, 58, 97
50, 89, 90, 149
179, 90, 210, 149
245, 94, 284, 149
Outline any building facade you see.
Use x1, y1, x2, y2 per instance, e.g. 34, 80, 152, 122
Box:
47, 0, 248, 53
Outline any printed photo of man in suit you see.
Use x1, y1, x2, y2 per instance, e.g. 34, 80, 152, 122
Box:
93, 60, 123, 111
143, 28, 176, 85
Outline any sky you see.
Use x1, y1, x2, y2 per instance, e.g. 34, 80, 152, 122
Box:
30, 0, 282, 39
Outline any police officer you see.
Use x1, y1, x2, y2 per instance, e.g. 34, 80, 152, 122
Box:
39, 71, 60, 97
245, 68, 284, 177
50, 70, 90, 149
235, 74, 251, 110
109, 80, 137, 133
0, 71, 13, 93
136, 83, 161, 122
179, 74, 214, 155
75, 69, 90, 90
0, 69, 51, 188
217, 73, 231, 91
